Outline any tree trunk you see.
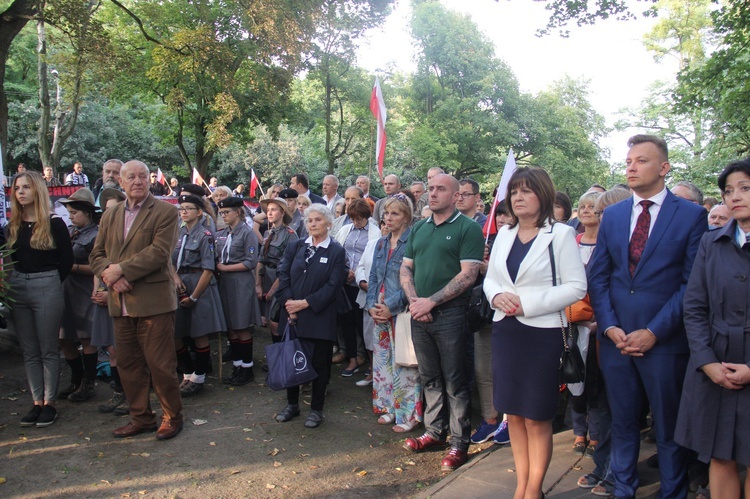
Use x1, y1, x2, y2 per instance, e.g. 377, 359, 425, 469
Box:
36, 2, 51, 168
0, 0, 37, 168
37, 0, 90, 170
324, 59, 334, 174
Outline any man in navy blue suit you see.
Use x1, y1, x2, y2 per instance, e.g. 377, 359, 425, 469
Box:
588, 135, 707, 498
290, 173, 326, 205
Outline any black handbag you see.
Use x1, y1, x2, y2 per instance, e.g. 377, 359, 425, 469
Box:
266, 294, 281, 323
549, 241, 585, 384
467, 282, 493, 331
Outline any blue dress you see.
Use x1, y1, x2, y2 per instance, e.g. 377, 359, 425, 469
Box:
492, 236, 563, 421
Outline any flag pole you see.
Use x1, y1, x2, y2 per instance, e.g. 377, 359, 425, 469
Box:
369, 122, 374, 183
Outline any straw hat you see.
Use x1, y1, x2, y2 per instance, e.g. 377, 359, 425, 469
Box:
261, 197, 293, 225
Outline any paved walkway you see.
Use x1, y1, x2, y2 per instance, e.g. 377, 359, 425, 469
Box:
420, 429, 668, 498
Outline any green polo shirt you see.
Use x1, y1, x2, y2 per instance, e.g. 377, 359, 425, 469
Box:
404, 209, 484, 298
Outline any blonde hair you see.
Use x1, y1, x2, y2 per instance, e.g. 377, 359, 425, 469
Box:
595, 188, 630, 213
8, 171, 56, 250
297, 194, 311, 207
212, 185, 232, 202
382, 195, 414, 225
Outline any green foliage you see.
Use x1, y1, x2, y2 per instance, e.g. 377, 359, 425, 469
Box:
7, 96, 184, 178
618, 0, 727, 196
103, 0, 329, 175
213, 125, 307, 194
675, 0, 750, 171
517, 77, 610, 200
406, 1, 522, 178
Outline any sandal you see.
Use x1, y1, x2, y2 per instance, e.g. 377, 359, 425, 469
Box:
377, 413, 395, 425
393, 420, 420, 433
591, 480, 614, 497
576, 473, 601, 489
572, 439, 587, 455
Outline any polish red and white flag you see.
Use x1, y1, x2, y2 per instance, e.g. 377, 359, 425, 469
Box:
192, 168, 206, 187
249, 169, 259, 198
369, 77, 387, 180
483, 148, 517, 240
156, 168, 167, 186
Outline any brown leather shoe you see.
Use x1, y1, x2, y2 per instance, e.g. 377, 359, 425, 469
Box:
441, 447, 468, 472
156, 418, 183, 440
112, 422, 157, 438
403, 433, 447, 452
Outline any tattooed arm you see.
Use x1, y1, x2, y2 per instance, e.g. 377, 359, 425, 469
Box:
400, 257, 432, 322
430, 260, 481, 306
404, 260, 481, 322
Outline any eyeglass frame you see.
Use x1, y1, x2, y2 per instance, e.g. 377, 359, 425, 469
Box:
458, 192, 479, 199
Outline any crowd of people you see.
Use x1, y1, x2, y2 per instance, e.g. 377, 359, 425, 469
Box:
3, 133, 749, 498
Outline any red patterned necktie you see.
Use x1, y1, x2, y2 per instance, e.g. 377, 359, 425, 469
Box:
628, 200, 654, 276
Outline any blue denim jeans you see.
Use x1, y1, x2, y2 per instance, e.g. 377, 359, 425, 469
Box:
591, 405, 614, 485
412, 304, 471, 451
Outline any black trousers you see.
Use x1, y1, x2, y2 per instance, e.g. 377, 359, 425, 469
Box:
287, 337, 334, 412
338, 285, 364, 360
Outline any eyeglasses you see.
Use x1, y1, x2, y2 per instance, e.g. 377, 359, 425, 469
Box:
458, 192, 478, 199
218, 210, 233, 216
178, 207, 198, 213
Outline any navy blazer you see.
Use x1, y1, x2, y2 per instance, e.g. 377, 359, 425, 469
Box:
588, 190, 707, 354
309, 192, 326, 205
276, 238, 347, 342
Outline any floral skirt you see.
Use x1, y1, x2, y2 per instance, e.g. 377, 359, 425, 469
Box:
372, 318, 423, 425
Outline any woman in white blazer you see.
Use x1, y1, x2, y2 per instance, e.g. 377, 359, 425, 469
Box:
483, 168, 587, 499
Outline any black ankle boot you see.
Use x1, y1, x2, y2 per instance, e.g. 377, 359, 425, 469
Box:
230, 366, 255, 386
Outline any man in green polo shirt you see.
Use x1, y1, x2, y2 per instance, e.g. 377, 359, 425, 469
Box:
399, 173, 484, 472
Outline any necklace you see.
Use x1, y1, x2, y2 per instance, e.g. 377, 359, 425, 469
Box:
518, 227, 539, 244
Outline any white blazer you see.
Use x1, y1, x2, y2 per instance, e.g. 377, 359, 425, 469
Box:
483, 221, 587, 328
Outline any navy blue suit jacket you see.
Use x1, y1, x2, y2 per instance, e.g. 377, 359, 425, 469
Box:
588, 190, 707, 354
276, 238, 347, 342
309, 192, 326, 205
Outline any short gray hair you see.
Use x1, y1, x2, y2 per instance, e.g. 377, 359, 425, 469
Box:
672, 180, 703, 205
305, 203, 334, 227
324, 174, 339, 187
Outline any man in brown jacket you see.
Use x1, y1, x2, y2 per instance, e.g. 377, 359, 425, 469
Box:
90, 160, 183, 440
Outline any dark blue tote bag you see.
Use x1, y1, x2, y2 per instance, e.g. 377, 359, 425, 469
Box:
265, 322, 318, 391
